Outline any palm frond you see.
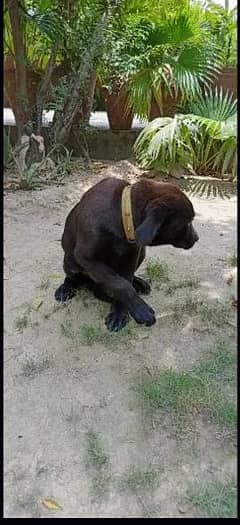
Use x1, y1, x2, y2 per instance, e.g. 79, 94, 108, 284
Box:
188, 87, 237, 122
26, 9, 68, 42
134, 102, 237, 180
142, 15, 193, 46
126, 70, 154, 119
173, 46, 220, 98
220, 115, 237, 138
134, 115, 191, 170
213, 137, 237, 180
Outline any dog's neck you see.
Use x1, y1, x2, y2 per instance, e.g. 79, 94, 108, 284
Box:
121, 185, 135, 242
121, 179, 154, 243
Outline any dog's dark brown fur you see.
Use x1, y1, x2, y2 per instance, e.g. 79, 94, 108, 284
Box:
55, 177, 199, 331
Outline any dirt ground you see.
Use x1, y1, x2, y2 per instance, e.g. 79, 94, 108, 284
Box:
4, 160, 237, 518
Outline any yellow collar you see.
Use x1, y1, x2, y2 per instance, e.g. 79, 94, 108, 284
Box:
121, 185, 135, 242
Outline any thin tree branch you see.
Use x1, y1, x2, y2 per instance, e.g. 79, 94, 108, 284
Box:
35, 42, 58, 134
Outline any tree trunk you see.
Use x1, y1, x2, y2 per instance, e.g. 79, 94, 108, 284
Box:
6, 0, 30, 139
71, 71, 97, 125
50, 12, 108, 146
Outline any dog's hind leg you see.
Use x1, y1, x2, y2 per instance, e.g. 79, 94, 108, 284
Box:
55, 254, 113, 303
55, 254, 87, 302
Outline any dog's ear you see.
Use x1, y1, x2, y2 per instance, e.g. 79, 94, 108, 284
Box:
135, 203, 169, 246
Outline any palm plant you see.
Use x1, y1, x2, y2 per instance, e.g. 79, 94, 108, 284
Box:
101, 1, 223, 120
134, 88, 237, 180
128, 13, 223, 119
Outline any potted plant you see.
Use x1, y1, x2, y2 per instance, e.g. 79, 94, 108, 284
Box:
96, 75, 134, 130
97, 10, 149, 130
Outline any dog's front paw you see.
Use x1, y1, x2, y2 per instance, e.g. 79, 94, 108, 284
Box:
105, 309, 129, 332
129, 300, 155, 326
55, 281, 77, 302
133, 276, 151, 295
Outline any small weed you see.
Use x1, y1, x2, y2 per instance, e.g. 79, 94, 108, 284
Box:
15, 303, 42, 332
4, 128, 13, 168
19, 164, 41, 190
228, 253, 237, 267
165, 278, 200, 296
80, 324, 135, 347
38, 278, 50, 291
145, 260, 169, 283
120, 466, 159, 492
138, 339, 236, 431
60, 319, 74, 339
187, 480, 237, 518
15, 313, 29, 332
170, 295, 198, 323
86, 431, 109, 468
43, 303, 65, 319
86, 430, 111, 499
21, 355, 51, 379
62, 407, 82, 425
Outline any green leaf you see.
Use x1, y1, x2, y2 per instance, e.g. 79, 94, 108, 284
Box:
188, 87, 237, 122
134, 90, 237, 179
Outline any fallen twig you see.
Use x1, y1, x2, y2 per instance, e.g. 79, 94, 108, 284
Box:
156, 311, 174, 320
145, 365, 153, 377
226, 320, 237, 328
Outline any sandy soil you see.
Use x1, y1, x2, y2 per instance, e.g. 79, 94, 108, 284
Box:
4, 161, 237, 517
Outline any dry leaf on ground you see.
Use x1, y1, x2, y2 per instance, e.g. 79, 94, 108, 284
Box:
42, 498, 63, 510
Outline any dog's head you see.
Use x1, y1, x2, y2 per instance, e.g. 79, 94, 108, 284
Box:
135, 183, 199, 250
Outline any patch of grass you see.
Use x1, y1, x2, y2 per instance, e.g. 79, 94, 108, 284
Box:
15, 313, 29, 332
145, 260, 169, 283
197, 300, 232, 326
187, 480, 237, 518
37, 277, 50, 291
86, 431, 109, 468
15, 303, 42, 332
195, 339, 236, 383
86, 431, 111, 499
138, 339, 236, 431
171, 295, 202, 323
21, 355, 51, 379
228, 253, 237, 267
80, 324, 135, 347
165, 278, 200, 296
172, 295, 232, 327
120, 466, 159, 492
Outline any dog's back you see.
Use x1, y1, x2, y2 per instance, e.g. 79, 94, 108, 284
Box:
62, 177, 127, 253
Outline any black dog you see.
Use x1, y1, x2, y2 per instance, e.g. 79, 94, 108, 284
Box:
55, 177, 199, 331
